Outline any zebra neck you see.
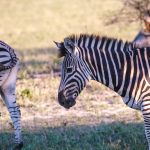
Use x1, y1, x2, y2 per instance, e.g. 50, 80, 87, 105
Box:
80, 39, 131, 93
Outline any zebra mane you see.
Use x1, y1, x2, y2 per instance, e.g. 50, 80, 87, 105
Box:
58, 34, 133, 57
66, 33, 132, 49
66, 34, 119, 43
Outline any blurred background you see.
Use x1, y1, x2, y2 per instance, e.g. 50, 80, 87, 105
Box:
0, 0, 148, 149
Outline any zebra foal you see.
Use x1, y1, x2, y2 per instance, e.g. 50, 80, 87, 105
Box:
55, 34, 150, 149
0, 41, 23, 149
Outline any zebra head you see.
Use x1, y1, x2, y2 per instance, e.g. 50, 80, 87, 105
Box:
55, 38, 91, 109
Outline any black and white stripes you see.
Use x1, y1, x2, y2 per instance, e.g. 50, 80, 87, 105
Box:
0, 41, 18, 71
55, 34, 150, 149
0, 41, 23, 149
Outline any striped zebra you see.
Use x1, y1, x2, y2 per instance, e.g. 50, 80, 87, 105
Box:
55, 34, 150, 149
0, 41, 23, 149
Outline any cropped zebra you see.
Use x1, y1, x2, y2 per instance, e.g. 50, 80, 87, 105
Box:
0, 41, 23, 149
55, 34, 150, 149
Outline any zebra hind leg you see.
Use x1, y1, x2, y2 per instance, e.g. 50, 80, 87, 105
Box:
0, 65, 23, 149
1, 84, 23, 149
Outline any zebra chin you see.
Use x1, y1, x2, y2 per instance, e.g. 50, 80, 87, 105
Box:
58, 91, 76, 109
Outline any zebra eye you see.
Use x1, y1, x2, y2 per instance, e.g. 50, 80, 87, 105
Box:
66, 67, 73, 73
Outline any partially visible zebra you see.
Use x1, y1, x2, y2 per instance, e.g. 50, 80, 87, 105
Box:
0, 41, 23, 149
55, 34, 150, 149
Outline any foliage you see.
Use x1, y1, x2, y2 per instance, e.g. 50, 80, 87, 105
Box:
21, 89, 33, 99
106, 0, 150, 25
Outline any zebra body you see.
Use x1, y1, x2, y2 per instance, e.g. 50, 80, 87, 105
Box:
55, 34, 150, 149
0, 41, 23, 149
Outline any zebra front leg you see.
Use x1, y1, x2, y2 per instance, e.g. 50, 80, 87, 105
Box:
142, 100, 150, 150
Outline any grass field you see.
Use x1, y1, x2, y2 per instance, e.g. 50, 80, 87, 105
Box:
0, 0, 148, 150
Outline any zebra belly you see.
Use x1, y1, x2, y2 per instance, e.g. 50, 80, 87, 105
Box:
123, 97, 141, 110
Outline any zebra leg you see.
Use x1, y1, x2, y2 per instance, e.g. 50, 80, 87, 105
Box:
0, 64, 23, 149
142, 100, 150, 150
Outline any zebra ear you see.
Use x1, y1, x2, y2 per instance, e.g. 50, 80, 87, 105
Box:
54, 41, 67, 57
54, 41, 64, 49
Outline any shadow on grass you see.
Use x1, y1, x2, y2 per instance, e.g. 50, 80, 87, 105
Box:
0, 122, 148, 150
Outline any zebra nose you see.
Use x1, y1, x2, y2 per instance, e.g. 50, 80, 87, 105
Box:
58, 91, 76, 109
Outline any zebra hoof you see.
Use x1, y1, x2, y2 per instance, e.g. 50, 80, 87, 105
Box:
13, 142, 23, 150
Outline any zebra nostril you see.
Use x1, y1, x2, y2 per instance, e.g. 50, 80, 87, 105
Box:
73, 93, 77, 98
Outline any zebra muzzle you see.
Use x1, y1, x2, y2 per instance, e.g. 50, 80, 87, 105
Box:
58, 91, 76, 109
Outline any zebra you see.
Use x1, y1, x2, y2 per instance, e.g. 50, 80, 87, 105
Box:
0, 41, 23, 149
55, 34, 150, 149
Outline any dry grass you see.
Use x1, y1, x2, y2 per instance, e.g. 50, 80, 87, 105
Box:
0, 0, 140, 49
0, 78, 143, 129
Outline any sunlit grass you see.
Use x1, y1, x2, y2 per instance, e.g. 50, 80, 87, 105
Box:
0, 0, 140, 49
